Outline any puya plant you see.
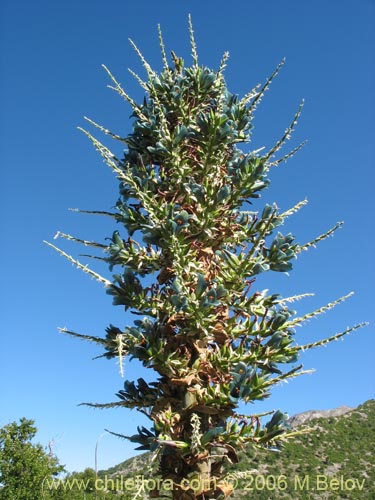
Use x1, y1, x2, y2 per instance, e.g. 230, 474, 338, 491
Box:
46, 17, 366, 500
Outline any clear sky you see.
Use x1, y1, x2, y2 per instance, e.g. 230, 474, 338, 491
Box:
0, 0, 374, 473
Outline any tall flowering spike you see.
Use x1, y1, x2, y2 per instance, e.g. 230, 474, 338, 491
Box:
157, 24, 169, 70
46, 18, 366, 500
188, 14, 199, 67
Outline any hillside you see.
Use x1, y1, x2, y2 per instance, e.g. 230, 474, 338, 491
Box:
99, 400, 375, 499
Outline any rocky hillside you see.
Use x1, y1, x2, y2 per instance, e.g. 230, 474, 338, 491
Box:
228, 399, 375, 499
99, 400, 375, 499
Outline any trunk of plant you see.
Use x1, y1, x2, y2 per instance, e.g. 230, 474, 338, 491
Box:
171, 459, 212, 500
150, 351, 236, 499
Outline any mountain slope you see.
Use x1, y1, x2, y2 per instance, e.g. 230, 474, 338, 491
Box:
228, 399, 375, 499
100, 400, 375, 499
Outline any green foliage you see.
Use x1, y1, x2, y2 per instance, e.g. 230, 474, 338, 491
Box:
46, 17, 366, 499
96, 400, 375, 500
0, 418, 63, 500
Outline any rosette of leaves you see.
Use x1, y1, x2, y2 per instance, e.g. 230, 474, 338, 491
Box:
46, 16, 367, 500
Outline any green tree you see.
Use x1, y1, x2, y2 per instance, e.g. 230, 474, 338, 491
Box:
46, 17, 366, 500
0, 418, 64, 500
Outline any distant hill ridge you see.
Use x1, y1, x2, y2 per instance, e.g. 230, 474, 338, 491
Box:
288, 404, 353, 427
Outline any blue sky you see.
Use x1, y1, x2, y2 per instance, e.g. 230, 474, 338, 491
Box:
0, 0, 374, 473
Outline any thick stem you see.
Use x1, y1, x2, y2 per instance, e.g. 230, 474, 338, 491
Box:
172, 459, 212, 499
